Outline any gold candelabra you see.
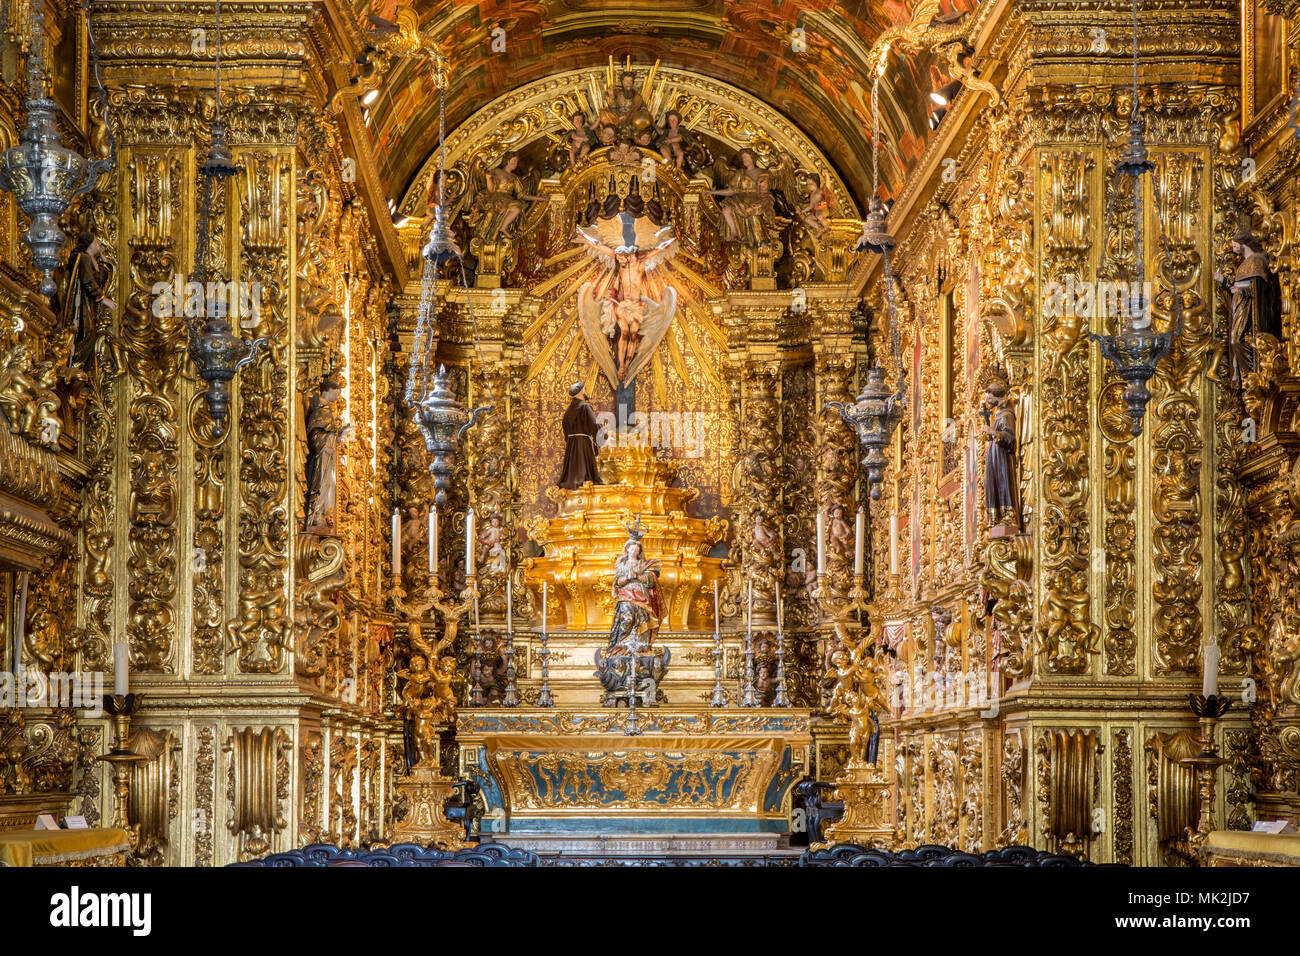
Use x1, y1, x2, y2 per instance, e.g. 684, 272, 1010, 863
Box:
813, 575, 894, 848
388, 570, 473, 848
98, 694, 146, 835
1181, 693, 1232, 851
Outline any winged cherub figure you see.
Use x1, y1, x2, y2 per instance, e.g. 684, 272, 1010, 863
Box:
575, 212, 678, 386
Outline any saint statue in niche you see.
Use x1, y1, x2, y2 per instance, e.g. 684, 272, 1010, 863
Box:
58, 230, 119, 375
304, 369, 351, 531
981, 376, 1020, 534
575, 212, 678, 402
595, 517, 670, 707
1214, 228, 1283, 386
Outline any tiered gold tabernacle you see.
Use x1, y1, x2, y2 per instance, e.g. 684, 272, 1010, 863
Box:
524, 442, 728, 631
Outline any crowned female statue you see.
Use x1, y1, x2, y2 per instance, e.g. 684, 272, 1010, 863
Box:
595, 516, 671, 707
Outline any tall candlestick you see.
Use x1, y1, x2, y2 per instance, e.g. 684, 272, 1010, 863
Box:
714, 580, 720, 637
1202, 639, 1220, 698
465, 509, 475, 576
391, 508, 401, 576
854, 508, 865, 578
889, 512, 899, 576
506, 577, 513, 633
816, 509, 826, 575
428, 506, 437, 576
113, 641, 129, 696
710, 580, 725, 707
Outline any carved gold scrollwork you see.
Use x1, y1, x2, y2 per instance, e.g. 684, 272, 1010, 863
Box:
229, 151, 291, 674
1037, 150, 1098, 675
981, 534, 1033, 679
293, 533, 346, 679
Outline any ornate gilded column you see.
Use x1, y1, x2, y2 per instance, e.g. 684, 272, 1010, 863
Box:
736, 359, 782, 624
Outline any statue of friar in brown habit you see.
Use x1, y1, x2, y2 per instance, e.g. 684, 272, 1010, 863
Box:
1216, 229, 1283, 386
557, 381, 602, 489
982, 377, 1021, 534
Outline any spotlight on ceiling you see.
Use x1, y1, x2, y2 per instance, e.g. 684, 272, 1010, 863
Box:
362, 88, 381, 107
929, 80, 962, 108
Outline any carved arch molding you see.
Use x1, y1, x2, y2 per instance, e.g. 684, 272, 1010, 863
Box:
396, 66, 863, 221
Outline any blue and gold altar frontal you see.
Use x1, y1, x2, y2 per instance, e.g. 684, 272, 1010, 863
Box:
458, 708, 812, 835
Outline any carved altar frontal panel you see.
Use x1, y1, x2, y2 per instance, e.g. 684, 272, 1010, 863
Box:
494, 747, 778, 814
458, 708, 810, 823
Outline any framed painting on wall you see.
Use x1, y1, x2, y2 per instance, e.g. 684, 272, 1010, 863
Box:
1244, 0, 1289, 128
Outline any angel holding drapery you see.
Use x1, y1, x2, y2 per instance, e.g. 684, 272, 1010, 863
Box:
574, 212, 678, 388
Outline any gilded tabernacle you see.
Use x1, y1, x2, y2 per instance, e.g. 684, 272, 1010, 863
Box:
0, 1, 1298, 917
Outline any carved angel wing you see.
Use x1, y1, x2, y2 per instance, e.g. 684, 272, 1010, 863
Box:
768, 154, 803, 213
620, 286, 677, 387
577, 282, 620, 389
639, 230, 678, 272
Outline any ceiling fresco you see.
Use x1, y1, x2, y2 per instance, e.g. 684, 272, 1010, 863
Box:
355, 0, 981, 212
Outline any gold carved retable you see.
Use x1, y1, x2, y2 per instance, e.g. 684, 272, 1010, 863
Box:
524, 443, 728, 631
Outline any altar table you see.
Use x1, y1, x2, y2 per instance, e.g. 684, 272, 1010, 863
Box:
0, 827, 131, 867
457, 708, 811, 838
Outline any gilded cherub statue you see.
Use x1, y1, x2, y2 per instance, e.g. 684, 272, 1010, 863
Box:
0, 343, 59, 447
395, 620, 457, 768
827, 628, 889, 771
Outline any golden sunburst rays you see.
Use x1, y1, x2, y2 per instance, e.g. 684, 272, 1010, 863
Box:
523, 254, 726, 396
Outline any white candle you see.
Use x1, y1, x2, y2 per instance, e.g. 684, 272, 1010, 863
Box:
889, 512, 899, 576
391, 508, 401, 576
541, 581, 548, 634
506, 577, 513, 632
113, 641, 129, 696
776, 583, 783, 631
816, 509, 826, 575
465, 510, 475, 576
854, 508, 865, 577
428, 506, 437, 575
1202, 639, 1220, 698
713, 580, 720, 637
746, 578, 753, 635
13, 572, 27, 677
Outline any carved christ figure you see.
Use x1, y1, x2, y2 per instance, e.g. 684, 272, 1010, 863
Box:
575, 213, 678, 390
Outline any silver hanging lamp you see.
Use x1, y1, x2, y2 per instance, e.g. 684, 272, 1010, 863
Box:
0, 1, 114, 296
188, 0, 267, 437
831, 76, 907, 501
405, 54, 490, 507
1088, 0, 1181, 436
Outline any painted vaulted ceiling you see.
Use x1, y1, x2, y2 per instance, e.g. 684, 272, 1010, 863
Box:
356, 0, 980, 213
